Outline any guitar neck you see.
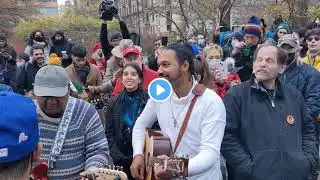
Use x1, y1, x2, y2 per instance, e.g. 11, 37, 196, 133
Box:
148, 157, 164, 167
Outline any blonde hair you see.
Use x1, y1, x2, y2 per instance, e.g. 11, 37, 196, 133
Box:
203, 44, 223, 59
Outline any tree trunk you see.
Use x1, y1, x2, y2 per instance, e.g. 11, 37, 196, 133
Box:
294, 0, 309, 28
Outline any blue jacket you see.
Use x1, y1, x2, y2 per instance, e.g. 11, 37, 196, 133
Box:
0, 83, 13, 92
280, 62, 320, 122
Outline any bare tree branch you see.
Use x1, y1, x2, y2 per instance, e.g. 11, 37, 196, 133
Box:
178, 0, 189, 29
136, 1, 186, 39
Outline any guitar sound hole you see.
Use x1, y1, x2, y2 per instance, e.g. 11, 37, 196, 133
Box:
113, 175, 121, 180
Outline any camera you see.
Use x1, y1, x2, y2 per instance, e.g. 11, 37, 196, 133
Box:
99, 0, 118, 21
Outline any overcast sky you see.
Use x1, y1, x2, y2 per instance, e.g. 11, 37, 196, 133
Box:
57, 0, 66, 5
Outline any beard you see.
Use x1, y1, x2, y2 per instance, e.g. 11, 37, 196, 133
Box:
159, 70, 183, 85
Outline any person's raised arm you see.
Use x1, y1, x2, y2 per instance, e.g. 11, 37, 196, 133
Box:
100, 22, 112, 60
114, 15, 130, 39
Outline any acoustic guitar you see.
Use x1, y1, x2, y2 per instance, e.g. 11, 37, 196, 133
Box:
80, 166, 128, 180
144, 129, 189, 180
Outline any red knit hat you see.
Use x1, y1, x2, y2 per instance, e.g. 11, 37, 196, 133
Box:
92, 43, 102, 52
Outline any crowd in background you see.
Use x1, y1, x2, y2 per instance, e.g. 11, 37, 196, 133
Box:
0, 11, 320, 180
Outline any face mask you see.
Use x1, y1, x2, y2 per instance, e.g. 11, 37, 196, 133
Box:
287, 53, 296, 65
17, 62, 25, 68
207, 60, 221, 71
198, 39, 205, 47
231, 40, 238, 48
34, 37, 43, 42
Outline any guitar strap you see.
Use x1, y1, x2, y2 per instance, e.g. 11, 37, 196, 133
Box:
48, 97, 76, 169
173, 84, 206, 154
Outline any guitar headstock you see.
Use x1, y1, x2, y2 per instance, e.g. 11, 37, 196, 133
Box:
80, 165, 128, 180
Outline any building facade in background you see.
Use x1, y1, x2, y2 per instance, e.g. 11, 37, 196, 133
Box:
118, 0, 279, 38
118, 0, 181, 37
34, 0, 59, 15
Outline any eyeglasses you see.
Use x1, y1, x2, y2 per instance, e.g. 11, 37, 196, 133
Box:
307, 36, 320, 42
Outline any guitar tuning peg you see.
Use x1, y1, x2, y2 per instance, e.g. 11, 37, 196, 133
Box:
115, 166, 119, 170
120, 166, 123, 171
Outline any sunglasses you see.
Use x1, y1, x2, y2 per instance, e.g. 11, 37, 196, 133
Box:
278, 31, 287, 35
307, 36, 320, 42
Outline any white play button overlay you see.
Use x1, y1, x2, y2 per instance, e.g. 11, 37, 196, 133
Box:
156, 85, 165, 96
148, 78, 173, 102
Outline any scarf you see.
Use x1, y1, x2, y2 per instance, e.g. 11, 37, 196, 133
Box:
119, 88, 144, 127
75, 64, 90, 85
32, 40, 48, 47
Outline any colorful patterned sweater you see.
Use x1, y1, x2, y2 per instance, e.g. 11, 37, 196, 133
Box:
36, 97, 112, 179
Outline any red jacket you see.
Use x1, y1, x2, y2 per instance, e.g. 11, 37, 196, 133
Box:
212, 72, 240, 98
112, 65, 158, 96
88, 58, 106, 72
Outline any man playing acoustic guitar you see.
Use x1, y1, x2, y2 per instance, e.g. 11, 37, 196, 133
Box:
131, 43, 226, 180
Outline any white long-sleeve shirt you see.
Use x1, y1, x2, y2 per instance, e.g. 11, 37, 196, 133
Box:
132, 82, 226, 180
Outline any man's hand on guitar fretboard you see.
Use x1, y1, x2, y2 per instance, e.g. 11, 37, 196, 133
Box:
150, 155, 188, 179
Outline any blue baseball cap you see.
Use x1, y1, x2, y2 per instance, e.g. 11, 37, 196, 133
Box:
0, 92, 39, 163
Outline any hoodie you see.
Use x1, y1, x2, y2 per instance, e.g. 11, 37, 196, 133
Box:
50, 30, 73, 68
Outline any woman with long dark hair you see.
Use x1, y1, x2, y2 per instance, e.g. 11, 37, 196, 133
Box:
24, 30, 50, 61
105, 63, 150, 179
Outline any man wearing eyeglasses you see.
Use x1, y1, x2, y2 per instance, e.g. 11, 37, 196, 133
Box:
304, 28, 320, 71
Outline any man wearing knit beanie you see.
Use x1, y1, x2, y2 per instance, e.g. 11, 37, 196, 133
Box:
243, 16, 261, 45
267, 22, 290, 45
231, 16, 261, 81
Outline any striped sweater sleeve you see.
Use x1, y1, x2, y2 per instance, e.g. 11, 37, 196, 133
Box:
84, 104, 113, 169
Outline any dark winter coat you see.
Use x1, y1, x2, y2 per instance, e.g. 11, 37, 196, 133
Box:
232, 45, 258, 82
221, 77, 318, 180
280, 61, 320, 135
105, 89, 149, 179
15, 61, 41, 95
50, 30, 73, 68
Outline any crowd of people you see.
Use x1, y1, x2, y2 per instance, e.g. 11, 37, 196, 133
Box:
0, 11, 320, 180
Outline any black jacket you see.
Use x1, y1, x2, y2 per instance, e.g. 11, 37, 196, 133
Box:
100, 21, 130, 61
147, 53, 158, 72
0, 51, 17, 88
105, 89, 149, 179
232, 45, 258, 82
221, 77, 318, 180
15, 61, 41, 95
